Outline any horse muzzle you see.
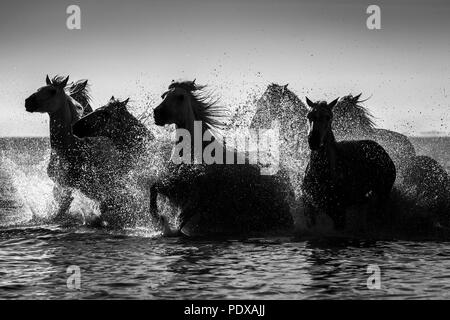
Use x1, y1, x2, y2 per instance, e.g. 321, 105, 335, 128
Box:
153, 108, 167, 126
24, 97, 39, 113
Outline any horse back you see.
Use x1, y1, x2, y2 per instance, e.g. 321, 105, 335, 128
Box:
336, 139, 396, 189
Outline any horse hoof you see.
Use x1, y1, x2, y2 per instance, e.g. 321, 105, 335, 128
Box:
90, 216, 108, 228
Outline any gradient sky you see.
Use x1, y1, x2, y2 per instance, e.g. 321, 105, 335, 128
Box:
0, 0, 449, 136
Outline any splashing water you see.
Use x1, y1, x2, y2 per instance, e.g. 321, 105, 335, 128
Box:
0, 148, 100, 227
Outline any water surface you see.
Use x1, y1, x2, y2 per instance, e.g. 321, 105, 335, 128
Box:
1, 137, 450, 299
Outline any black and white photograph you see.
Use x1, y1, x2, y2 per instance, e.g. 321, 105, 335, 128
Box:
0, 0, 449, 303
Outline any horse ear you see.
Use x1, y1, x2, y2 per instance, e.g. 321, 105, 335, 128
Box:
305, 97, 315, 108
328, 97, 339, 109
46, 75, 52, 86
81, 80, 88, 89
59, 76, 69, 89
110, 96, 115, 101
122, 98, 130, 106
281, 84, 289, 94
353, 93, 362, 102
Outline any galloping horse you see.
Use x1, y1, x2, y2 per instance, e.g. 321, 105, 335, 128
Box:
25, 75, 87, 218
249, 85, 415, 190
72, 97, 163, 228
24, 75, 126, 225
301, 98, 396, 230
151, 80, 294, 236
73, 97, 156, 170
249, 83, 309, 198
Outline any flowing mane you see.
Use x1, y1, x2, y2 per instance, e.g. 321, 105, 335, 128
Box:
262, 83, 307, 112
333, 94, 375, 138
49, 75, 69, 87
166, 81, 230, 132
69, 79, 92, 107
280, 86, 305, 109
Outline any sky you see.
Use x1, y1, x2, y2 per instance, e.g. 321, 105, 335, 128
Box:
0, 0, 449, 136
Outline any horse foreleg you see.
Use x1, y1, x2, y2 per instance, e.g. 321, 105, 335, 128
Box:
53, 184, 73, 222
149, 183, 159, 219
302, 198, 317, 228
374, 191, 393, 229
149, 183, 175, 235
328, 204, 346, 231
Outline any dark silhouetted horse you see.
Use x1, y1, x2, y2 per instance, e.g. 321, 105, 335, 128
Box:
73, 97, 164, 229
301, 98, 396, 230
25, 76, 132, 226
25, 75, 88, 218
151, 80, 294, 236
73, 97, 156, 169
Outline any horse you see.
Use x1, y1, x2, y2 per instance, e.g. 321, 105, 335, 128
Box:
334, 94, 416, 181
402, 155, 450, 229
249, 83, 309, 199
25, 75, 88, 219
301, 98, 396, 231
249, 85, 415, 189
73, 97, 156, 169
24, 75, 128, 226
151, 80, 294, 236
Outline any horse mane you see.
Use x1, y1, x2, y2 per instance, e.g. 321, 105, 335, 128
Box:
69, 79, 92, 107
275, 84, 305, 109
168, 81, 230, 132
49, 75, 68, 87
48, 75, 92, 107
334, 94, 375, 133
259, 83, 308, 114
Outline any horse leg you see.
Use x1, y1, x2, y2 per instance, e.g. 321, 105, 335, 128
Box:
328, 203, 346, 231
302, 198, 317, 228
374, 191, 392, 228
149, 183, 174, 235
149, 183, 159, 220
52, 183, 73, 221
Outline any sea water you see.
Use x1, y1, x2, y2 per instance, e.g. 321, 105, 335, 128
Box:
0, 137, 450, 299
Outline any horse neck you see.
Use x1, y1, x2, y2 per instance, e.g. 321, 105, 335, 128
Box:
311, 128, 338, 174
49, 99, 78, 156
176, 105, 214, 163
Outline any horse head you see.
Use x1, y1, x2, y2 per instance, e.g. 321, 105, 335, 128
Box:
305, 97, 339, 151
153, 80, 227, 137
25, 75, 85, 122
153, 79, 200, 128
250, 83, 306, 131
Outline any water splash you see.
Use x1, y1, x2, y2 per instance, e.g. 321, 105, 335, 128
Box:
0, 151, 100, 227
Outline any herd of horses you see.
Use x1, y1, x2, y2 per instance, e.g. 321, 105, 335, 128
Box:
23, 75, 450, 238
